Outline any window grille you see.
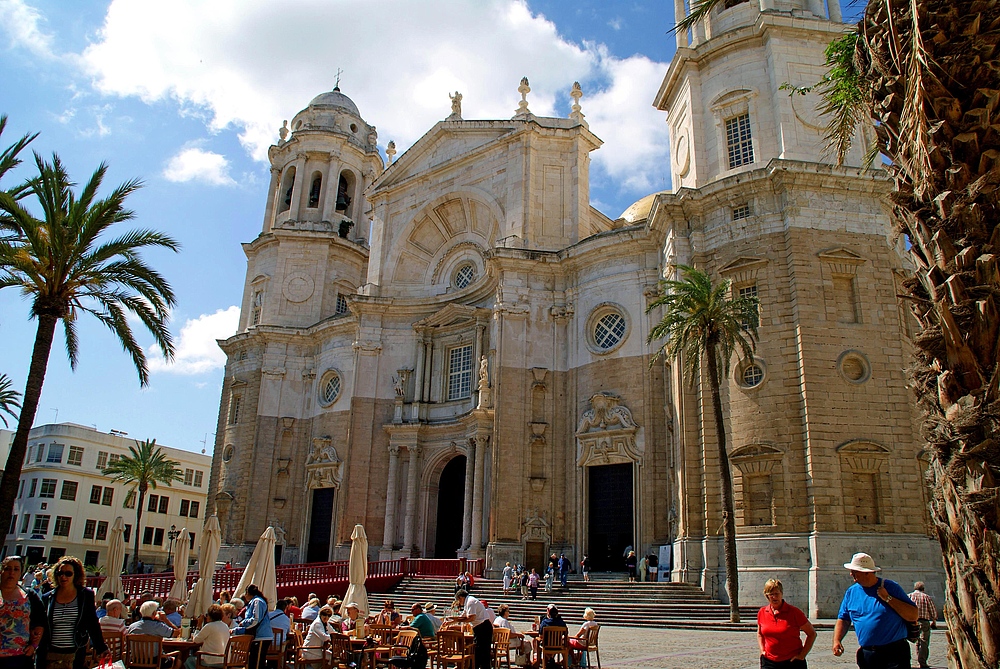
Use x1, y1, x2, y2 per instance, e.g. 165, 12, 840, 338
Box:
732, 203, 752, 221
336, 294, 349, 315
322, 374, 342, 404
738, 284, 759, 329
447, 345, 474, 400
725, 114, 754, 168
454, 264, 477, 289
742, 364, 764, 387
594, 312, 627, 350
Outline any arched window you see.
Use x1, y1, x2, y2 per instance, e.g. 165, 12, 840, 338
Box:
308, 172, 322, 208
278, 167, 296, 213
336, 172, 353, 213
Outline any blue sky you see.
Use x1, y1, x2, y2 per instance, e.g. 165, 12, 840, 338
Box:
0, 0, 845, 454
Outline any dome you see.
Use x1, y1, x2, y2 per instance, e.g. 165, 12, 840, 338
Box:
618, 192, 663, 224
308, 87, 360, 117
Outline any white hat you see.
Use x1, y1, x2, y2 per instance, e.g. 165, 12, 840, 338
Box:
844, 553, 882, 572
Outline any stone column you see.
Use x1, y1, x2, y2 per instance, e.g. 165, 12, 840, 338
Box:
461, 438, 476, 550
413, 335, 426, 403
261, 167, 280, 233
382, 444, 401, 551
321, 153, 343, 221
402, 444, 421, 550
827, 0, 842, 22
470, 434, 489, 551
674, 0, 687, 48
472, 324, 485, 388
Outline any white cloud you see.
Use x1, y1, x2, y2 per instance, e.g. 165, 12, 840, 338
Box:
163, 147, 236, 186
0, 0, 56, 58
148, 306, 240, 375
78, 0, 670, 202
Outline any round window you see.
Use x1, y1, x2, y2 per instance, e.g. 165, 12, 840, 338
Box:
320, 372, 342, 406
453, 263, 477, 289
350, 123, 358, 133
838, 351, 871, 384
222, 445, 235, 463
742, 364, 764, 387
594, 312, 627, 350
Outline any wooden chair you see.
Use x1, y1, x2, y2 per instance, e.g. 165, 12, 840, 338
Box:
578, 626, 600, 669
327, 633, 355, 669
266, 629, 286, 669
102, 630, 125, 662
294, 636, 330, 669
435, 629, 472, 669
491, 627, 511, 669
377, 629, 417, 669
194, 633, 253, 669
284, 628, 302, 669
540, 627, 569, 669
367, 625, 395, 666
125, 634, 178, 669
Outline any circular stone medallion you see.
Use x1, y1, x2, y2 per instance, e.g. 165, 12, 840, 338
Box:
283, 272, 315, 303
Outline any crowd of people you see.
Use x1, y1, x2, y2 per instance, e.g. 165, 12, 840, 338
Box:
0, 550, 941, 669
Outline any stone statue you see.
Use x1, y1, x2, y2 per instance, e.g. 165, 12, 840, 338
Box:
393, 374, 405, 397
307, 437, 340, 465
278, 120, 289, 142
271, 520, 287, 545
368, 125, 377, 148
448, 91, 463, 120
478, 355, 489, 390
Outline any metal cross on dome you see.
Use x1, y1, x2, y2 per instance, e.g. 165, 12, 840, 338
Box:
334, 68, 344, 89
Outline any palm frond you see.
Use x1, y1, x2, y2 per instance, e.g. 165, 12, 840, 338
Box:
671, 0, 727, 36
0, 373, 22, 428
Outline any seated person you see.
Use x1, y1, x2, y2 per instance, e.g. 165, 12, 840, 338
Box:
220, 604, 238, 630
185, 604, 231, 669
568, 608, 599, 665
340, 603, 363, 636
127, 600, 180, 637
371, 600, 401, 628
407, 604, 435, 639
493, 604, 526, 658
229, 598, 245, 620
300, 598, 321, 621
162, 599, 183, 627
100, 599, 127, 635
300, 606, 335, 669
268, 599, 291, 641
422, 604, 442, 634
285, 596, 302, 621
97, 592, 114, 619
532, 604, 567, 661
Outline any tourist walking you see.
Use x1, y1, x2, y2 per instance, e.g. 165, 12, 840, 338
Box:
448, 590, 494, 669
502, 563, 513, 595
543, 567, 554, 593
234, 585, 272, 669
908, 582, 937, 669
519, 569, 530, 600
832, 553, 918, 669
37, 556, 110, 669
757, 579, 816, 669
0, 555, 45, 669
581, 555, 591, 582
528, 569, 539, 600
557, 554, 570, 588
625, 551, 638, 582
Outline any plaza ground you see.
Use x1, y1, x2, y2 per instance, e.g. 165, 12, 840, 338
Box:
507, 623, 950, 669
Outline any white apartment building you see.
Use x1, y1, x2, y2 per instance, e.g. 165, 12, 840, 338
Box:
3, 423, 212, 571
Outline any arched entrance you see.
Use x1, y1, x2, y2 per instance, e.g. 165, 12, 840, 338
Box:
434, 456, 466, 558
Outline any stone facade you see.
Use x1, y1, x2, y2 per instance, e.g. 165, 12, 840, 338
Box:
209, 0, 943, 616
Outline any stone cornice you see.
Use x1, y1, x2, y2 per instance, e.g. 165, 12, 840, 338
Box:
382, 407, 494, 439
242, 229, 370, 262
218, 314, 358, 352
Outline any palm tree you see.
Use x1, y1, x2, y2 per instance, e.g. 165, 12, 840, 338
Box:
646, 265, 759, 622
103, 438, 183, 571
0, 153, 179, 531
0, 373, 21, 428
0, 115, 37, 238
677, 1, 998, 664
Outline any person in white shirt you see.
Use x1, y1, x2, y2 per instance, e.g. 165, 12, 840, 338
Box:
300, 606, 335, 668
423, 603, 443, 634
99, 600, 127, 635
185, 605, 231, 669
448, 590, 494, 669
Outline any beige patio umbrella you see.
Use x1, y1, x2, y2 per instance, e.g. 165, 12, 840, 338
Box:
339, 524, 369, 617
187, 515, 222, 618
168, 526, 191, 603
234, 526, 278, 611
96, 516, 126, 599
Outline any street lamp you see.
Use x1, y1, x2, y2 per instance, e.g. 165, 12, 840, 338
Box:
166, 525, 180, 567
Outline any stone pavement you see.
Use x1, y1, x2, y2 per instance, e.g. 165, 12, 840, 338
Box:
510, 622, 950, 669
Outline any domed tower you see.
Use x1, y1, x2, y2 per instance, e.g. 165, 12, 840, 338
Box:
209, 87, 383, 561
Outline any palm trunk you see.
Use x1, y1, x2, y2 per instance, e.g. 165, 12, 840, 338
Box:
855, 0, 1000, 666
0, 314, 58, 530
706, 342, 740, 622
134, 486, 147, 572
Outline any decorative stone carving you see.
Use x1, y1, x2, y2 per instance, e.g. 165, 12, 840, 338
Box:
576, 393, 642, 467
521, 508, 550, 543
278, 120, 289, 142
514, 77, 531, 118
306, 437, 344, 489
271, 520, 287, 545
448, 91, 463, 121
476, 355, 491, 409
569, 82, 587, 126
386, 141, 396, 165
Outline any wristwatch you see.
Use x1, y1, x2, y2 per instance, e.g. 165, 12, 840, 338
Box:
884, 594, 894, 603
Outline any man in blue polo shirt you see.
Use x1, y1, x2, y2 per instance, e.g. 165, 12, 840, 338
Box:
832, 553, 919, 669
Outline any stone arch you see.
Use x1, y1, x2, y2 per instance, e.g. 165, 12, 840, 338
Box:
278, 166, 296, 213
838, 440, 891, 529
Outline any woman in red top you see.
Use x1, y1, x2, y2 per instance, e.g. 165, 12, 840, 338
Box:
757, 579, 817, 669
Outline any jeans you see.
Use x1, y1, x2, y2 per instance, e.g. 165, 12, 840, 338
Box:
760, 656, 807, 669
856, 638, 910, 669
915, 620, 932, 667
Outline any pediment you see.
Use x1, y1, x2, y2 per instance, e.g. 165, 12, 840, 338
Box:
817, 248, 866, 265
372, 122, 518, 192
731, 442, 783, 460
414, 303, 480, 329
836, 439, 890, 454
719, 256, 768, 275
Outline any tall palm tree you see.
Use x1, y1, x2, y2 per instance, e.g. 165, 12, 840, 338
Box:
678, 1, 998, 664
103, 438, 183, 571
646, 265, 759, 622
0, 153, 179, 530
0, 115, 37, 238
0, 373, 21, 428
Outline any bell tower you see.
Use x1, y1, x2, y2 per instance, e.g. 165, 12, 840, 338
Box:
654, 0, 859, 191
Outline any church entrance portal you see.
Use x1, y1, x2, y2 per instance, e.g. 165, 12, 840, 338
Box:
434, 456, 466, 558
307, 488, 335, 563
588, 463, 633, 571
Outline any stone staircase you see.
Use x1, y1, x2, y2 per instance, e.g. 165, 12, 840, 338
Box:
373, 576, 759, 631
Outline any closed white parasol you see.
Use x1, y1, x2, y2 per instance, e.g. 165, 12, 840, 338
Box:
187, 515, 222, 618
339, 524, 369, 617
96, 517, 126, 599
168, 526, 190, 603
233, 526, 278, 611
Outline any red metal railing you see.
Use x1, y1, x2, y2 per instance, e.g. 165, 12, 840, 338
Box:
86, 558, 482, 602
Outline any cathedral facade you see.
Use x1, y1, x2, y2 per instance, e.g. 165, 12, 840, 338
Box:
208, 0, 944, 615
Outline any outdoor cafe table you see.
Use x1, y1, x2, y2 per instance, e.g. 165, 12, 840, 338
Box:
162, 639, 201, 664
347, 637, 377, 669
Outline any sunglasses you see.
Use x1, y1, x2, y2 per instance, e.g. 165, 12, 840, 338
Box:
320, 613, 331, 618
56, 570, 75, 578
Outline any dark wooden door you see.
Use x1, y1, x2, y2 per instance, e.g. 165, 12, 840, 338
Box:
434, 456, 466, 558
307, 488, 335, 563
588, 463, 633, 571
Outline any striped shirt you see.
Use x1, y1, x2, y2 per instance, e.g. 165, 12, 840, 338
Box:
909, 590, 937, 621
50, 598, 79, 650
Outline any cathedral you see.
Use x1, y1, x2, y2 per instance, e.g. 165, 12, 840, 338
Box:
208, 0, 944, 615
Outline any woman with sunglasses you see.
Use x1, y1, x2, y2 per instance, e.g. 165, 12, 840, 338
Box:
1, 556, 45, 669
300, 606, 335, 669
37, 557, 109, 669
